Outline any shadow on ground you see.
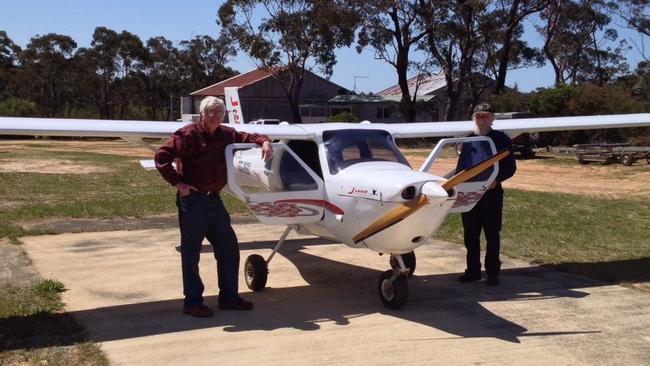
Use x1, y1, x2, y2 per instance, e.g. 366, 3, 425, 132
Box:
547, 257, 650, 285
2, 238, 605, 351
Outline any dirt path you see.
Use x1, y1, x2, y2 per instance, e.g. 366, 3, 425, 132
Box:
0, 140, 153, 174
0, 139, 155, 157
405, 153, 650, 198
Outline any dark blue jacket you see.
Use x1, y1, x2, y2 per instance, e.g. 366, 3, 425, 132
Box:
456, 129, 517, 184
487, 129, 517, 183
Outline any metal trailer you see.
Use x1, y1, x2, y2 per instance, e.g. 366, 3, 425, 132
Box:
574, 143, 650, 166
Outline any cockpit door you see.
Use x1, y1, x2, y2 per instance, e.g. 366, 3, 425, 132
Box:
225, 143, 325, 224
419, 137, 498, 213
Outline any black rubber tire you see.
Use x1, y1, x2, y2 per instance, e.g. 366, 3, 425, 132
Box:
621, 155, 634, 166
378, 270, 409, 309
244, 254, 268, 291
390, 251, 416, 277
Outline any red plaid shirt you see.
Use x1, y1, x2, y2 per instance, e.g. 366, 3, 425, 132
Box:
155, 123, 270, 193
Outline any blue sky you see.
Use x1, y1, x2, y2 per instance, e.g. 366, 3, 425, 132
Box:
0, 0, 644, 93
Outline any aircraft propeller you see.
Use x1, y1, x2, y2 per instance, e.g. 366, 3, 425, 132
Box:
352, 149, 511, 244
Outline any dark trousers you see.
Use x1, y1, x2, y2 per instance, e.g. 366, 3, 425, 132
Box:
461, 187, 504, 277
177, 192, 240, 307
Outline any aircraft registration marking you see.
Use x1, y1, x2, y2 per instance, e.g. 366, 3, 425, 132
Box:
452, 190, 486, 208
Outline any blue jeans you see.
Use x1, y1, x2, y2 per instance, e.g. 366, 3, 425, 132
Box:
177, 192, 240, 307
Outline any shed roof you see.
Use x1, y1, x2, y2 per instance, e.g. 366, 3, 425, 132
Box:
329, 94, 435, 104
190, 68, 274, 96
376, 74, 448, 97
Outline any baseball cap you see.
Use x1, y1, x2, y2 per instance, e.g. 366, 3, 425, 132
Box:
473, 103, 494, 114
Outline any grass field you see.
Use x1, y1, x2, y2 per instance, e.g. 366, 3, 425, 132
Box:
0, 145, 247, 242
435, 189, 650, 287
0, 279, 108, 365
1, 140, 649, 364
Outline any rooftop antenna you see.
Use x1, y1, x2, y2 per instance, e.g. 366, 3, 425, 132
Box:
353, 75, 369, 92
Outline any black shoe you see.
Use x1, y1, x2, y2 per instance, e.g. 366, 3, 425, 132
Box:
458, 271, 481, 283
486, 276, 500, 286
218, 297, 254, 310
182, 304, 214, 317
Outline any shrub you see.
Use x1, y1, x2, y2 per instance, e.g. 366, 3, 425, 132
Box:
0, 97, 38, 117
326, 111, 358, 123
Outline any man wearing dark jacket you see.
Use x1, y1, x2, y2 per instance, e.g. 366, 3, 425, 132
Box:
155, 96, 272, 317
457, 103, 516, 286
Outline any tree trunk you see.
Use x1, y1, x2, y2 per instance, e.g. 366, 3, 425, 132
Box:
396, 49, 416, 122
288, 71, 304, 124
496, 0, 521, 93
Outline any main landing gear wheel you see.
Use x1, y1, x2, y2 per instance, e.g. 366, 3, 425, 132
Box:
244, 254, 268, 291
378, 270, 409, 309
389, 252, 416, 277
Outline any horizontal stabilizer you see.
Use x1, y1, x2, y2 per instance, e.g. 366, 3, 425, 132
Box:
139, 160, 156, 170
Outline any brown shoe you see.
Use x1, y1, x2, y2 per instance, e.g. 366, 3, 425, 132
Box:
218, 297, 254, 310
182, 304, 214, 317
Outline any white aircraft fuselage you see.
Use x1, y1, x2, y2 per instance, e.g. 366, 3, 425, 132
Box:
225, 125, 497, 256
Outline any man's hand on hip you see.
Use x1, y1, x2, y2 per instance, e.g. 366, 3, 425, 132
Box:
176, 182, 198, 197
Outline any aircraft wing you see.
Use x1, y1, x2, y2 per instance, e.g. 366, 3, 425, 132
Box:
1, 113, 649, 140
380, 113, 650, 139
0, 117, 309, 140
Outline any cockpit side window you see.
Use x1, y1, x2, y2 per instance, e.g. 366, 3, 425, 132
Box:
323, 129, 410, 174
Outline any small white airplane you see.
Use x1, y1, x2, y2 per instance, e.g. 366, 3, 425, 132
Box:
1, 98, 649, 309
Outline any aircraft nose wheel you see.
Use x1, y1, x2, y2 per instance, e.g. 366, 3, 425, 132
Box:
244, 254, 268, 291
389, 251, 416, 277
378, 270, 409, 309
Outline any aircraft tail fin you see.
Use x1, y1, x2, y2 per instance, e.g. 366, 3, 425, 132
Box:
224, 87, 244, 124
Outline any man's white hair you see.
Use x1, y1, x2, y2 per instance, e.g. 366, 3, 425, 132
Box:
199, 96, 225, 116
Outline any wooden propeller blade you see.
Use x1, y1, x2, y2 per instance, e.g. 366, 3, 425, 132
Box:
441, 149, 510, 191
352, 195, 429, 244
352, 149, 511, 244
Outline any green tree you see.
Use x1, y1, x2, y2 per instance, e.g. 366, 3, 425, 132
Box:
612, 0, 650, 51
489, 88, 529, 112
630, 60, 650, 99
178, 34, 238, 90
219, 0, 359, 123
0, 97, 38, 117
356, 0, 430, 122
529, 84, 649, 144
537, 0, 628, 86
86, 27, 148, 119
0, 31, 21, 69
0, 31, 21, 100
17, 33, 78, 117
420, 0, 488, 121
326, 110, 358, 122
483, 0, 547, 93
143, 36, 183, 120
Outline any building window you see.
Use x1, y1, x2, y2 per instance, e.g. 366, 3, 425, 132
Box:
376, 107, 392, 119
